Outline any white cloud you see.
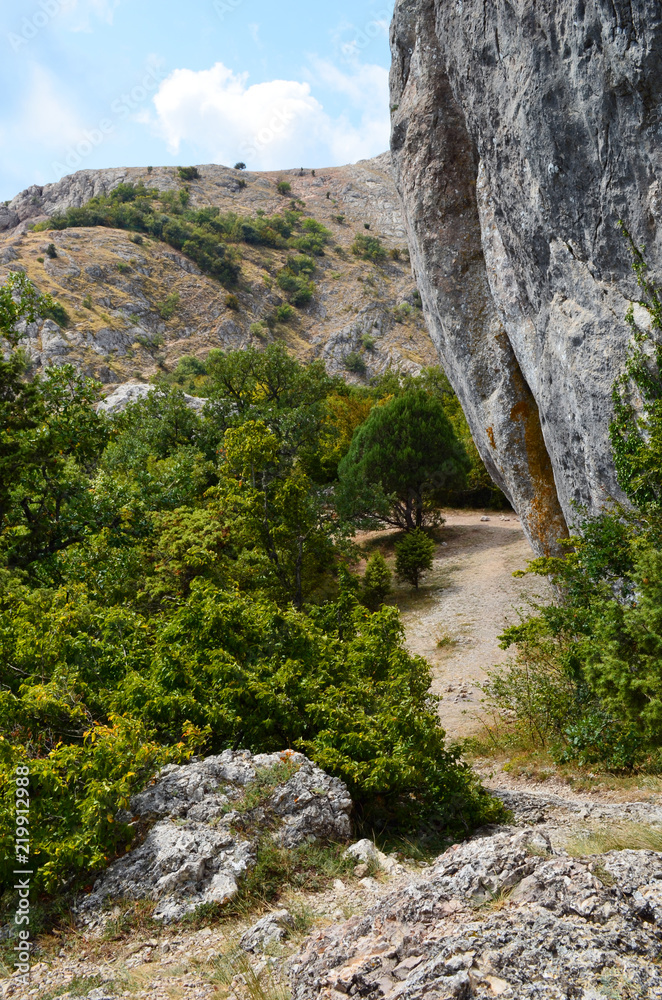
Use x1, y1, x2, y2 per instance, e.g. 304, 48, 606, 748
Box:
151, 60, 390, 170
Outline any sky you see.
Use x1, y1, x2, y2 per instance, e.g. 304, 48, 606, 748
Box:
0, 0, 395, 202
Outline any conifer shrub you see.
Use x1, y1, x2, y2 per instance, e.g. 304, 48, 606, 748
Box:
361, 551, 392, 610
395, 529, 435, 589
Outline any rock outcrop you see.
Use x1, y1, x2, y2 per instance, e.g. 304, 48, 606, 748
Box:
291, 829, 662, 999
390, 0, 662, 553
77, 750, 352, 925
96, 382, 205, 415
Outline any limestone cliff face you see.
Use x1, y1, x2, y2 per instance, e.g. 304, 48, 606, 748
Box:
390, 0, 662, 553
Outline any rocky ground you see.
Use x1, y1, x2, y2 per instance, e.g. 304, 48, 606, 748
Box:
0, 155, 435, 388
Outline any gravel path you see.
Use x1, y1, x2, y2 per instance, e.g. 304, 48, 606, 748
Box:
396, 510, 552, 739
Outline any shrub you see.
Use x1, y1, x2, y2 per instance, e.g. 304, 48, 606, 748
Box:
46, 243, 58, 259
389, 248, 402, 261
361, 552, 392, 610
82, 295, 92, 309
276, 268, 315, 306
159, 292, 180, 320
362, 334, 376, 352
277, 180, 292, 196
116, 261, 131, 274
42, 300, 70, 328
332, 214, 345, 224
395, 529, 435, 588
290, 218, 330, 256
351, 233, 387, 263
178, 166, 200, 181
235, 162, 247, 170
225, 293, 240, 311
274, 303, 295, 323
344, 351, 367, 376
393, 303, 412, 323
130, 233, 143, 245
250, 321, 268, 338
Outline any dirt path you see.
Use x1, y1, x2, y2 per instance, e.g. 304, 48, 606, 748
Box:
395, 510, 552, 740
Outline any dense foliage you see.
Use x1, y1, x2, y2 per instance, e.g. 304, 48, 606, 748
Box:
0, 280, 504, 916
486, 239, 662, 771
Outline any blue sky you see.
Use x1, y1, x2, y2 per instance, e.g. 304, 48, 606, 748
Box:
0, 0, 394, 202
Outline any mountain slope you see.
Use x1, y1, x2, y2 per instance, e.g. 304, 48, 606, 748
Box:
0, 154, 436, 388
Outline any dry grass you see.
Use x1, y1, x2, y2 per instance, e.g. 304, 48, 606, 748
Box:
213, 947, 291, 1000
564, 822, 662, 857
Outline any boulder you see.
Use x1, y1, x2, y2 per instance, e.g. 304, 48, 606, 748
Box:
390, 0, 662, 554
77, 750, 352, 925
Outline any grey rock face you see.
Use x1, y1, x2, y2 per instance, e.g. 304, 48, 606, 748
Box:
96, 382, 206, 415
78, 750, 352, 924
390, 0, 662, 553
291, 830, 662, 999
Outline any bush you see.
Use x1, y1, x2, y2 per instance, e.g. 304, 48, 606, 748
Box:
344, 351, 367, 376
235, 162, 247, 170
395, 529, 435, 589
351, 234, 387, 262
225, 293, 240, 311
159, 292, 180, 320
274, 303, 295, 323
250, 321, 268, 338
361, 552, 392, 610
46, 243, 58, 259
42, 300, 70, 328
178, 166, 200, 181
277, 180, 292, 196
277, 268, 315, 306
116, 261, 131, 274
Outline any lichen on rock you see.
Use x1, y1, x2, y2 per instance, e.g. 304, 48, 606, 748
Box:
77, 749, 352, 925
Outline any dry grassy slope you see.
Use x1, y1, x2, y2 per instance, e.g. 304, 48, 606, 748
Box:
0, 153, 437, 389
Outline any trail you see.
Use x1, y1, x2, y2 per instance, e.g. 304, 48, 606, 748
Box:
395, 510, 552, 739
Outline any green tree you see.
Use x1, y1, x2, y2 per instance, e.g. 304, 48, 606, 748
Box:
395, 529, 435, 589
337, 389, 469, 530
361, 551, 392, 609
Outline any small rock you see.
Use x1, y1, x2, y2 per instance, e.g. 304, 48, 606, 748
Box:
480, 516, 491, 522
354, 863, 369, 878
241, 909, 294, 953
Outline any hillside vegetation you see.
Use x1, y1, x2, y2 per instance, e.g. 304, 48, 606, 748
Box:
0, 156, 434, 387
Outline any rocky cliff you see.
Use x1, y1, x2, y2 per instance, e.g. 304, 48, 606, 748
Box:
0, 155, 434, 387
390, 0, 662, 553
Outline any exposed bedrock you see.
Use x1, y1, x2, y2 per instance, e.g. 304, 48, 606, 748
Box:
390, 0, 662, 553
